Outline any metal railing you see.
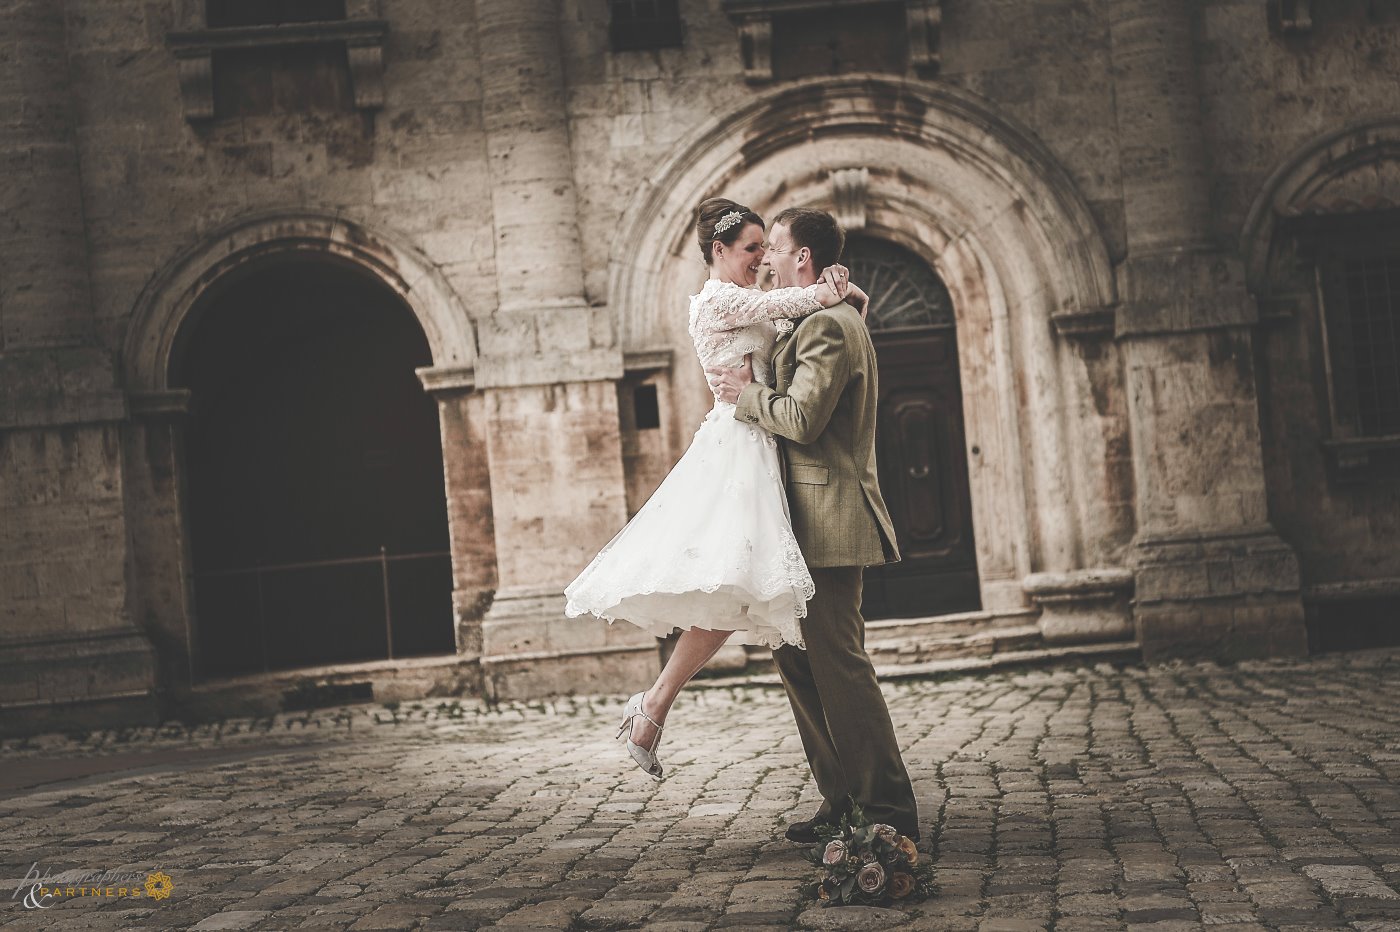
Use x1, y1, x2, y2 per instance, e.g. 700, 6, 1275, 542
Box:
194, 547, 451, 675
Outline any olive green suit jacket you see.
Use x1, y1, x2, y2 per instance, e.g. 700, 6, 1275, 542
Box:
736, 303, 900, 569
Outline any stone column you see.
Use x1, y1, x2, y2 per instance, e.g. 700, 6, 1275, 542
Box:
0, 0, 158, 735
471, 0, 658, 697
1107, 0, 1306, 660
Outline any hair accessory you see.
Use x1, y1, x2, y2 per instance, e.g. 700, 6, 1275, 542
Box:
713, 210, 745, 235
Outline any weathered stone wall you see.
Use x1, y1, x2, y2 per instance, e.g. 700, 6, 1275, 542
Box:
1193, 0, 1400, 592
5, 0, 1400, 722
1197, 1, 1400, 242
64, 0, 495, 352
0, 426, 132, 668
0, 0, 158, 727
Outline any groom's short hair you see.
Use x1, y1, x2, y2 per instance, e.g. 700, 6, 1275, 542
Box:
773, 207, 845, 272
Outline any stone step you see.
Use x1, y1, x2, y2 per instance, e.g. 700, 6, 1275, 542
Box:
866, 623, 1045, 663
700, 639, 1143, 689
863, 608, 1040, 644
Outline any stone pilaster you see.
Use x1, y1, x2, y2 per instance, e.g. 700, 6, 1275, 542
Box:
0, 0, 158, 735
122, 392, 197, 699
472, 0, 657, 697
416, 369, 497, 657
1108, 0, 1306, 660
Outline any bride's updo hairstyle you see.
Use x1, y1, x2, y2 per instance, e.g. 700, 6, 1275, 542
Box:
696, 197, 763, 264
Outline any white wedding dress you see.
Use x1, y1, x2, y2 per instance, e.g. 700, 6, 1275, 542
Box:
564, 279, 826, 650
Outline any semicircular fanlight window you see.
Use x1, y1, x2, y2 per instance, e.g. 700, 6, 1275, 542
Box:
843, 236, 955, 331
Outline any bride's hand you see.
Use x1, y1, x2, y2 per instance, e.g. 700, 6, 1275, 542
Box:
812, 264, 850, 306
705, 354, 754, 405
820, 264, 849, 297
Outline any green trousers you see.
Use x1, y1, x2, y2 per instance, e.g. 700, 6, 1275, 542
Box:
773, 565, 919, 834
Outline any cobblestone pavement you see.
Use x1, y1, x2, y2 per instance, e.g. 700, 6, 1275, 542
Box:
2, 651, 1399, 931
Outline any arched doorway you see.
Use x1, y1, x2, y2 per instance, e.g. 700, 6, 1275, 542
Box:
846, 236, 981, 618
171, 257, 454, 677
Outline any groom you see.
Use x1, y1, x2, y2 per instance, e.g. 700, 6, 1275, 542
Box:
707, 207, 919, 843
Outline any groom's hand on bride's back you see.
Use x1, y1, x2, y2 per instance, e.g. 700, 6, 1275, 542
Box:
706, 354, 753, 404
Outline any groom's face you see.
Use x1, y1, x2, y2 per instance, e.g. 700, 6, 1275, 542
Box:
763, 222, 810, 289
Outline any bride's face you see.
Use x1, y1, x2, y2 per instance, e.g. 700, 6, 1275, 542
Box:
712, 222, 766, 287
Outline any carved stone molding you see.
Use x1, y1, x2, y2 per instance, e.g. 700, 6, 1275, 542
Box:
415, 366, 477, 397
346, 37, 387, 109
1050, 305, 1116, 339
1277, 0, 1312, 34
172, 51, 213, 121
735, 16, 772, 85
906, 0, 942, 76
721, 0, 941, 83
125, 209, 476, 394
623, 349, 674, 373
166, 19, 390, 121
1023, 568, 1135, 645
830, 167, 870, 232
129, 389, 194, 418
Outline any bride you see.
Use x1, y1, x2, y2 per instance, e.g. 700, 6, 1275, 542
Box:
565, 196, 867, 779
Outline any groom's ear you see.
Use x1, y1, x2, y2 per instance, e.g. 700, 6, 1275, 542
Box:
796, 245, 812, 269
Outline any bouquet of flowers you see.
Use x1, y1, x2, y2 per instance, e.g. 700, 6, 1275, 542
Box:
806, 803, 934, 906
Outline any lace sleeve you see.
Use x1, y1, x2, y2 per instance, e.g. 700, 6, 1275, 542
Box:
695, 282, 823, 333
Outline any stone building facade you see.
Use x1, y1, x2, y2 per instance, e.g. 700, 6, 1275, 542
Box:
3, 0, 1398, 733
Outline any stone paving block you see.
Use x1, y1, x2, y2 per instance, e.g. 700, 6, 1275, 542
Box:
1301, 865, 1400, 900
190, 911, 272, 930
977, 919, 1047, 931
486, 895, 592, 929
4, 656, 1400, 930
795, 905, 910, 927
347, 903, 445, 930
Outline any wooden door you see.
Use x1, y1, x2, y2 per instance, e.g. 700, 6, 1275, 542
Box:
846, 236, 981, 619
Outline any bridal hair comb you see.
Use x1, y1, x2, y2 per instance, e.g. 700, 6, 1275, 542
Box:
713, 210, 745, 234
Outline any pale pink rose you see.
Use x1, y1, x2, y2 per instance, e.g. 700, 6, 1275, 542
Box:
857, 862, 886, 894
872, 823, 898, 842
822, 840, 847, 866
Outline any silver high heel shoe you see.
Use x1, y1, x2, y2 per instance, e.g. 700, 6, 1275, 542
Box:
616, 691, 665, 780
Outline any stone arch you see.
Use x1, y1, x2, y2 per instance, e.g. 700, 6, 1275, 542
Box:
124, 209, 476, 393
1241, 116, 1400, 294
607, 75, 1120, 613
121, 209, 486, 689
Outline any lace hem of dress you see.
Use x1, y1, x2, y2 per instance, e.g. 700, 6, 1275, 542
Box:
564, 525, 815, 651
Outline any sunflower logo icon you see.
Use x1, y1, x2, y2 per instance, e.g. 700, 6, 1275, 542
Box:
144, 872, 174, 901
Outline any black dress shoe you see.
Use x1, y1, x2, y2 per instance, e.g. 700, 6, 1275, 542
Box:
784, 814, 836, 844
784, 803, 854, 844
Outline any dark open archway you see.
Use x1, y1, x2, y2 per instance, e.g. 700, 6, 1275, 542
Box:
172, 257, 454, 677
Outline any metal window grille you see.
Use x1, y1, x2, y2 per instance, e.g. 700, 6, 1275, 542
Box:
194, 547, 453, 678
843, 236, 955, 332
609, 0, 683, 52
1336, 254, 1400, 436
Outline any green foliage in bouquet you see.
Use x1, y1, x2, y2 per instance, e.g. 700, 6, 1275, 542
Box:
805, 802, 934, 907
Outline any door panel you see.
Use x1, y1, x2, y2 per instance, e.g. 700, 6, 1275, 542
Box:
862, 327, 981, 618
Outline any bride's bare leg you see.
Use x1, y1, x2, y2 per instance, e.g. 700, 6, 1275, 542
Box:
631, 627, 733, 747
